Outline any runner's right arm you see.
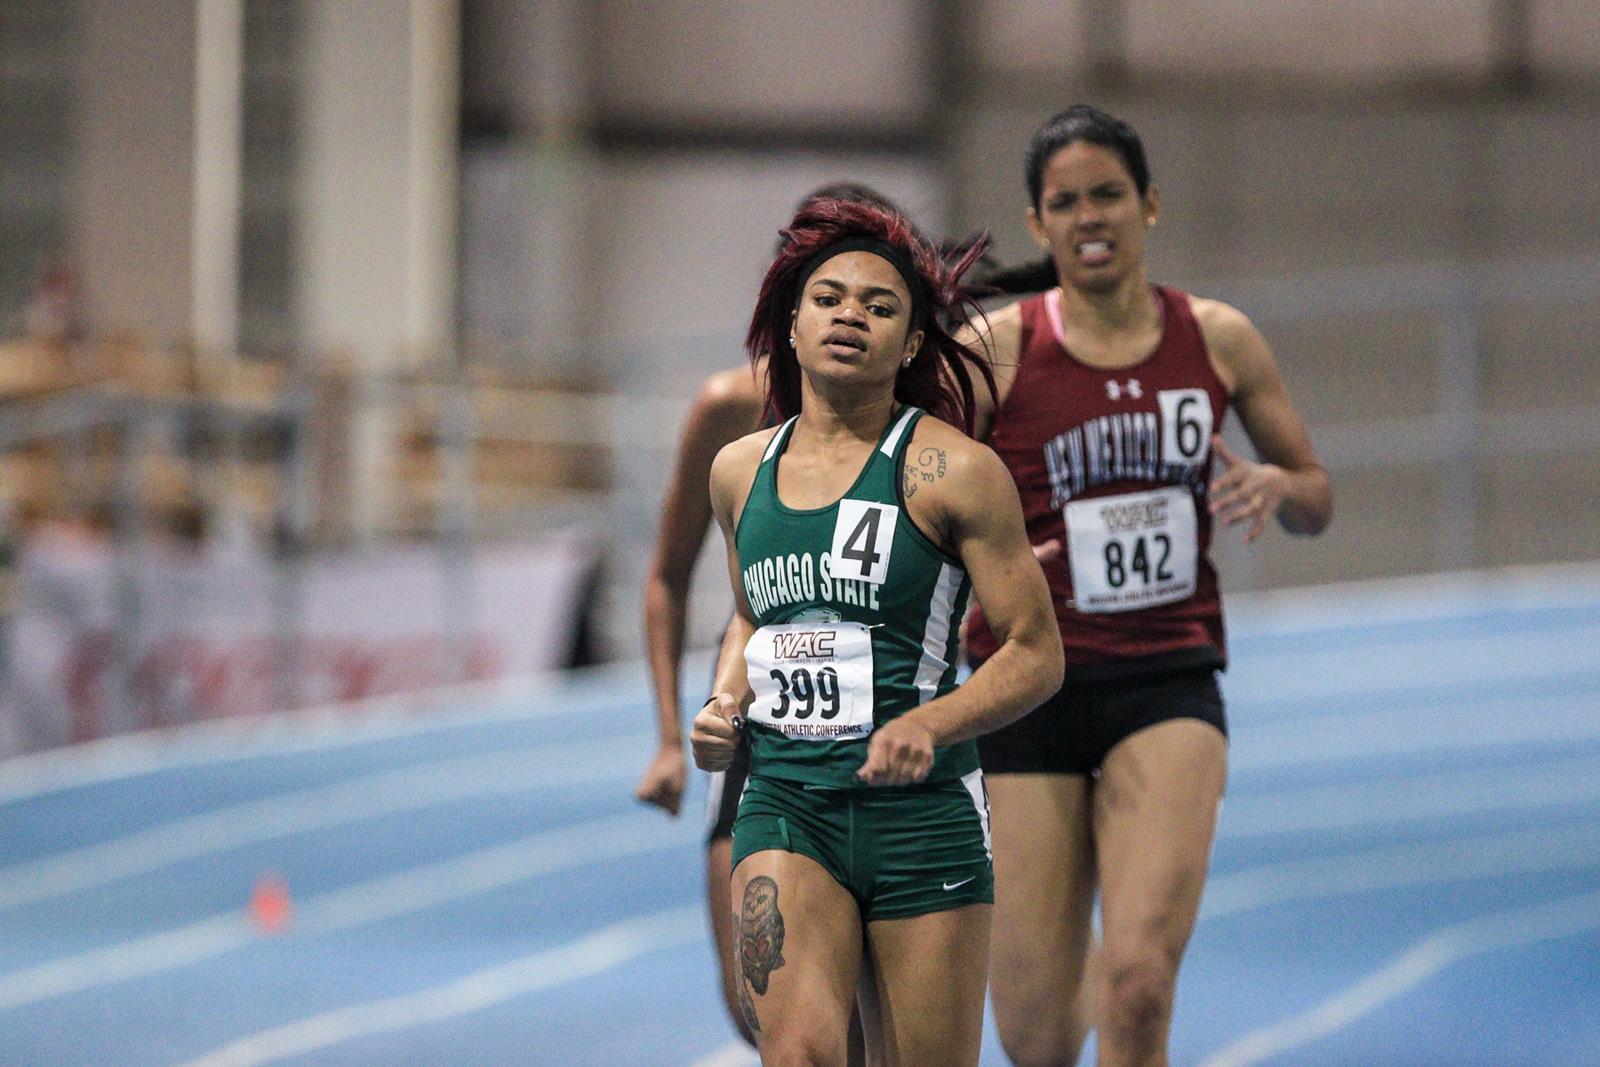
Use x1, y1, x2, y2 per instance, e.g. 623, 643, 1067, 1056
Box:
691, 430, 770, 773
637, 370, 762, 813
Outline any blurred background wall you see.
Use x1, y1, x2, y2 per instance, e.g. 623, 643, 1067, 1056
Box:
1, 0, 1598, 745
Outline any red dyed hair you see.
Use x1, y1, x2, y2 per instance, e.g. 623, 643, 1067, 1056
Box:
745, 198, 997, 437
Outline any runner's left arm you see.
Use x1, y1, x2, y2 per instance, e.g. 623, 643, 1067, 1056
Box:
1199, 301, 1333, 543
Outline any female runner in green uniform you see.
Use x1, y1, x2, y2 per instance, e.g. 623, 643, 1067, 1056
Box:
691, 198, 1063, 1066
636, 182, 905, 1060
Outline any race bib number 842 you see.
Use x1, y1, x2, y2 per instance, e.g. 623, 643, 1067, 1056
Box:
1064, 487, 1198, 614
745, 621, 875, 740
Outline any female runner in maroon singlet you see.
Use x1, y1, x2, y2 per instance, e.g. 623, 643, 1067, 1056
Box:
965, 105, 1333, 1067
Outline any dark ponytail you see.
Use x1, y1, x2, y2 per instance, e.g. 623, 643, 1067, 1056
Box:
977, 255, 1058, 295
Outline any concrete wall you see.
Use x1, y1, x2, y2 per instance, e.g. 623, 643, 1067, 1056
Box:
591, 0, 933, 128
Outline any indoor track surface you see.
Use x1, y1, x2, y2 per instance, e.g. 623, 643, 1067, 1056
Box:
3, 564, 1599, 1066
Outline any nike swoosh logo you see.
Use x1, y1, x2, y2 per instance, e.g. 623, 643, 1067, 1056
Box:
942, 877, 976, 891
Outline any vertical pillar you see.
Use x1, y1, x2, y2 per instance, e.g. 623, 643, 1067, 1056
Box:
524, 0, 600, 371
296, 0, 459, 364
408, 0, 461, 363
1083, 0, 1130, 86
191, 0, 244, 360
296, 0, 461, 537
1490, 0, 1534, 91
74, 0, 197, 342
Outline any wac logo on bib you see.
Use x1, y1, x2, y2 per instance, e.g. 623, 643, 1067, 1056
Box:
772, 630, 836, 661
1099, 495, 1169, 534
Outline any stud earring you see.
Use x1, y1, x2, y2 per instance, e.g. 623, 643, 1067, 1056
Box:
788, 335, 796, 347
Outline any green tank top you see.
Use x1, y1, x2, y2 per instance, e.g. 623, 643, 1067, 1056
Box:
735, 406, 977, 788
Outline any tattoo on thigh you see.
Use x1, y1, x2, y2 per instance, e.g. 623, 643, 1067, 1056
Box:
736, 875, 786, 1033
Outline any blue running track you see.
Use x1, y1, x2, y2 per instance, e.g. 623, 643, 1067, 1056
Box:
2, 565, 1598, 1066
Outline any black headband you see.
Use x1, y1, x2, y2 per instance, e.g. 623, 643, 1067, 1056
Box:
796, 237, 926, 327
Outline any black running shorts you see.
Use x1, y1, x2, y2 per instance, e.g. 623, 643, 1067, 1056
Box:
977, 665, 1226, 776
705, 740, 751, 843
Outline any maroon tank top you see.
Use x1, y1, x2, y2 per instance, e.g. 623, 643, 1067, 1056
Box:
968, 285, 1230, 677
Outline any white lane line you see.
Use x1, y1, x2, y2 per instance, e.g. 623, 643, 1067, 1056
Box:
6, 559, 1597, 806
1200, 887, 1600, 1067
0, 731, 652, 910
0, 676, 541, 807
1223, 560, 1600, 639
4, 717, 1586, 949
0, 653, 687, 806
0, 809, 696, 1013
1204, 823, 1600, 919
9, 680, 1590, 915
1225, 621, 1600, 716
9, 671, 1587, 908
1233, 690, 1600, 771
1221, 755, 1600, 838
166, 818, 1600, 1067
687, 1041, 761, 1067
175, 905, 705, 1067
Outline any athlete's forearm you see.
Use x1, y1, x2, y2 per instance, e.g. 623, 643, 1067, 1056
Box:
710, 612, 757, 711
643, 574, 691, 746
906, 629, 1063, 747
1276, 464, 1332, 536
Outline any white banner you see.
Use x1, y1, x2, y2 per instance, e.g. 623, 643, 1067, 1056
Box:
0, 532, 599, 756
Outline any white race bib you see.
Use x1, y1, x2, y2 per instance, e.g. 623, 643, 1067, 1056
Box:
745, 620, 875, 740
1063, 487, 1198, 614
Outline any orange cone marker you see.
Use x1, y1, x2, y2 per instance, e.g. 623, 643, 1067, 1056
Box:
250, 872, 292, 933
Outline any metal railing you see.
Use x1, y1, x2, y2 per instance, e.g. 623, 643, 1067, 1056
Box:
0, 381, 312, 726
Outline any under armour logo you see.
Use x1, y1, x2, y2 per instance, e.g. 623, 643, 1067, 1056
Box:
1106, 378, 1143, 401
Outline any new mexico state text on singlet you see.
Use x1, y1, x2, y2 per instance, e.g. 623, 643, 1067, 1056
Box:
735, 406, 977, 788
968, 285, 1231, 678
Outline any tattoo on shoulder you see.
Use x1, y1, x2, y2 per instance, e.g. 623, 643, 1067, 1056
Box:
736, 875, 786, 1034
904, 446, 949, 499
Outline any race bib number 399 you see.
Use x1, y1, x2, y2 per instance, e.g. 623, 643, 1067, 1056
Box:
745, 621, 875, 740
1064, 487, 1198, 614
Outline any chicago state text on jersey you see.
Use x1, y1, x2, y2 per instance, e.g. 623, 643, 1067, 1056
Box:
741, 552, 881, 617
